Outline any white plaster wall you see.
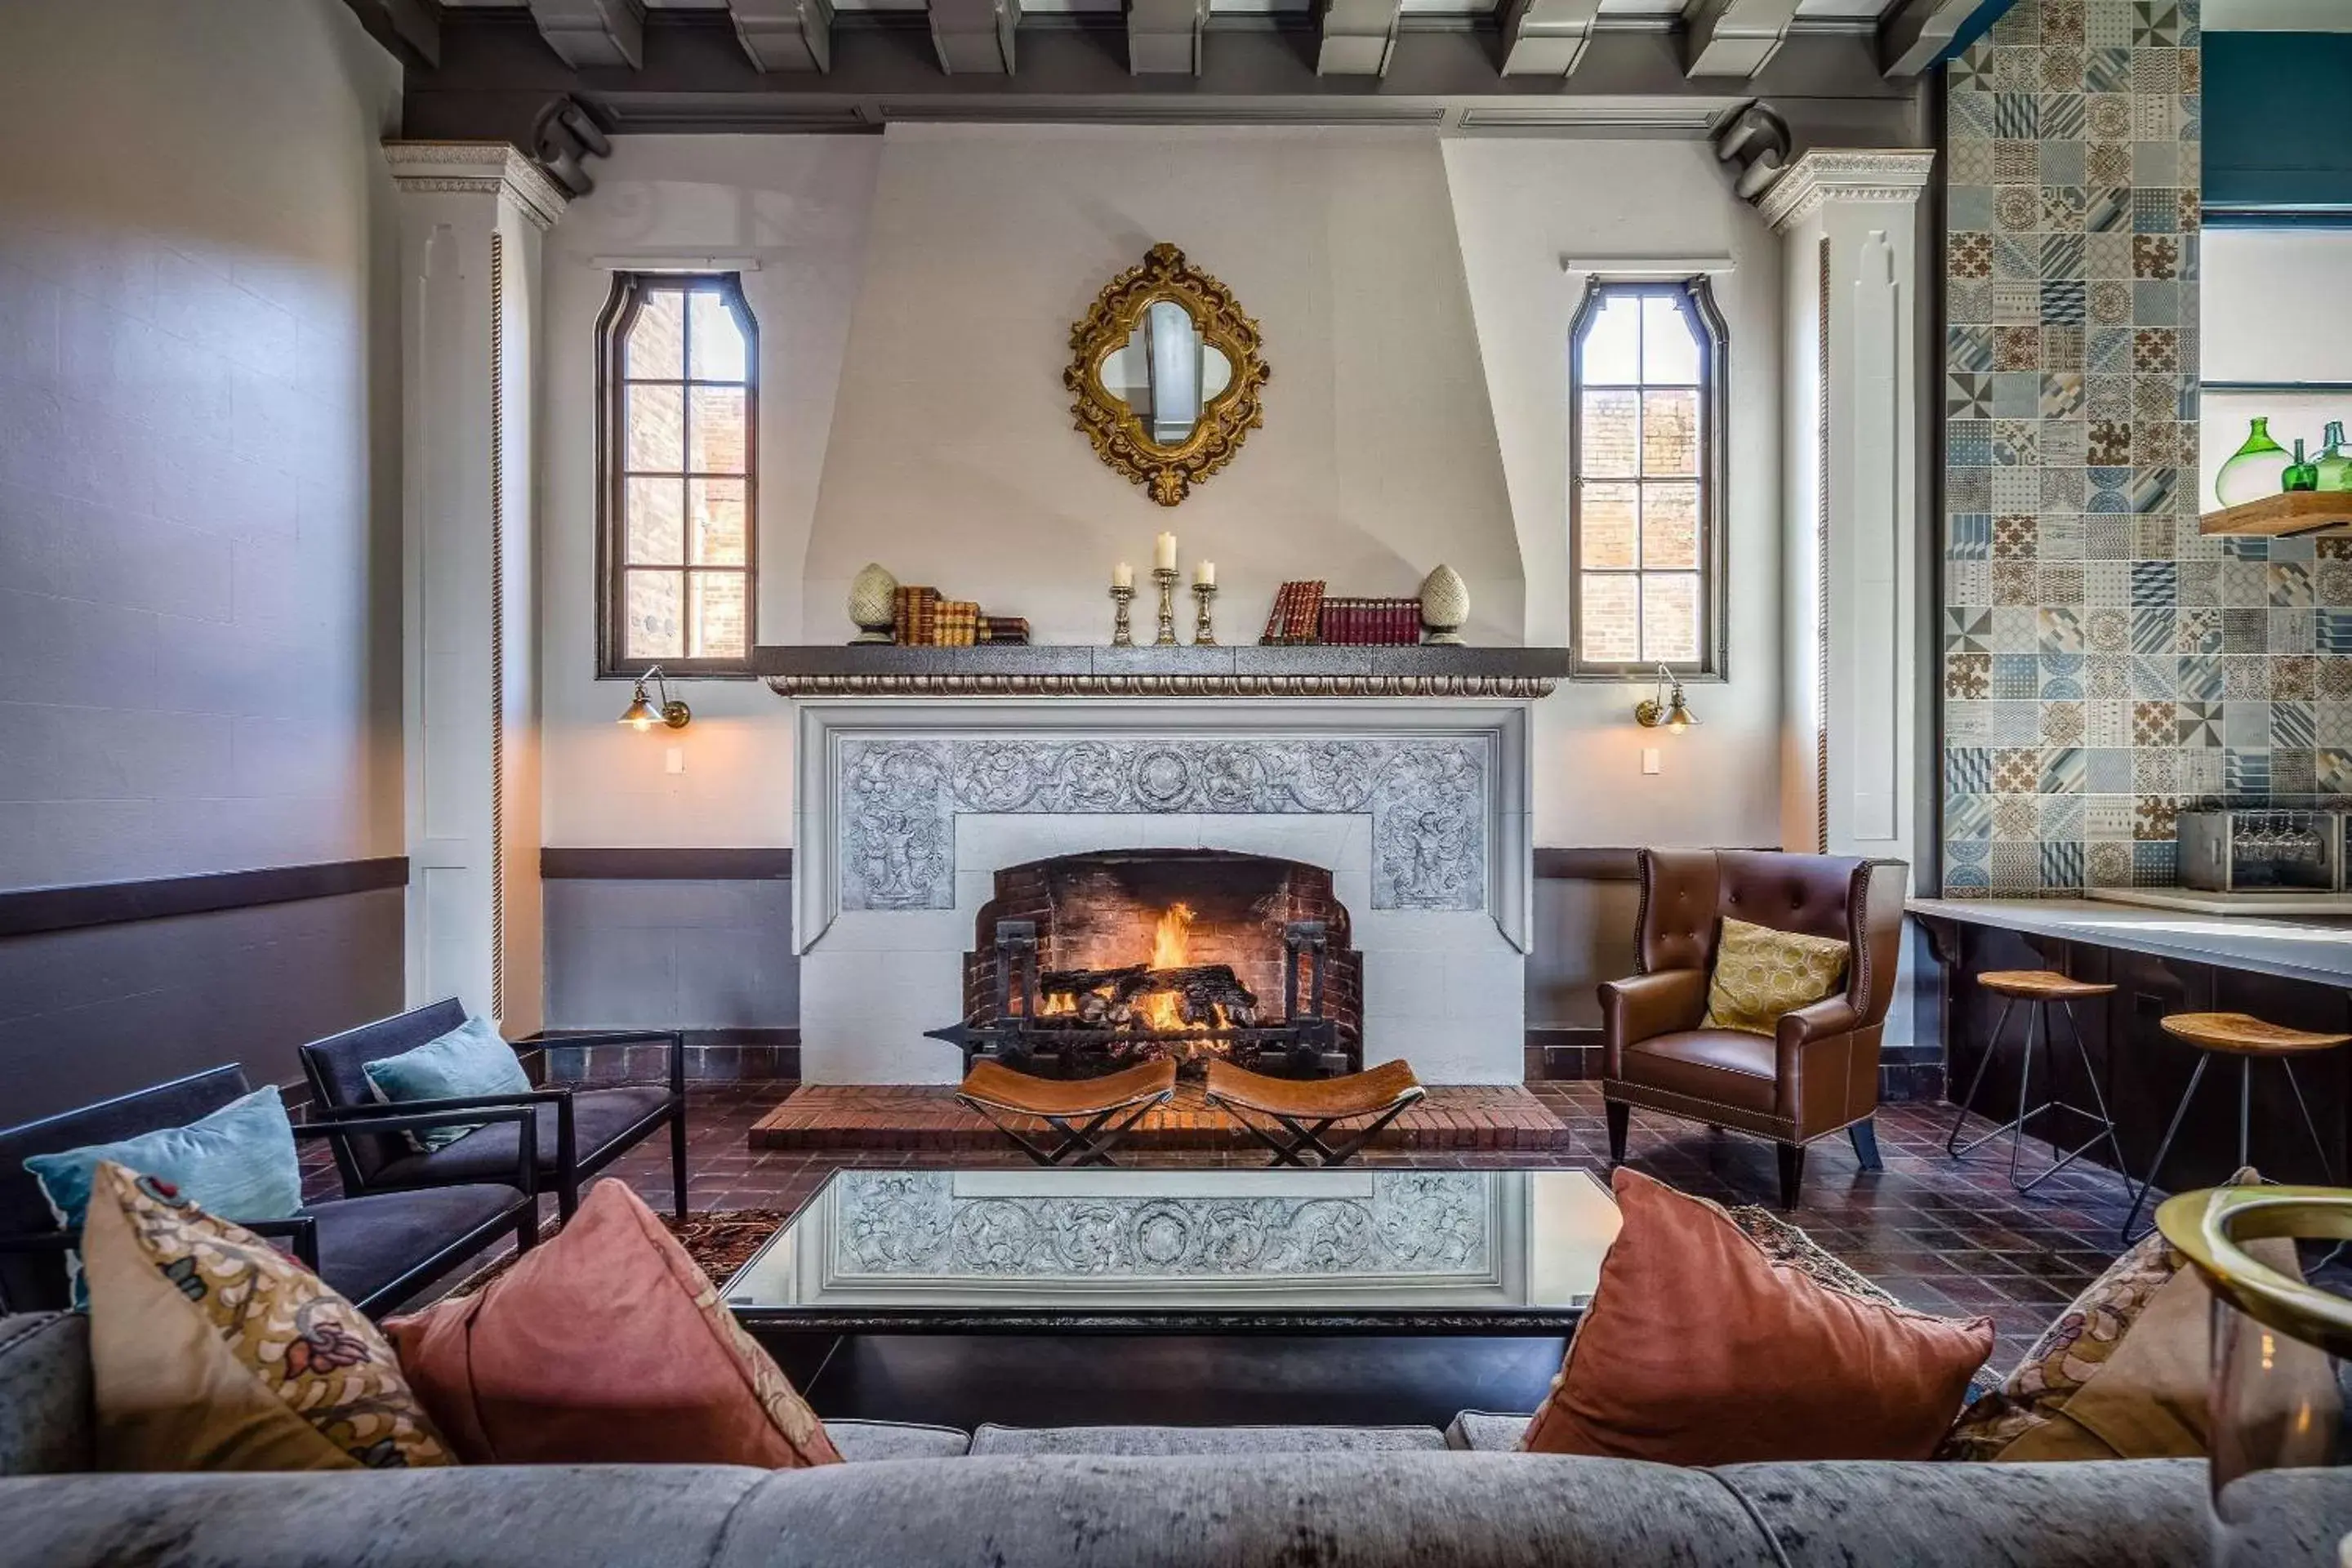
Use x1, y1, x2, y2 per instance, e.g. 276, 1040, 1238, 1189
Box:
800, 124, 1526, 652
537, 136, 882, 848
0, 0, 403, 887
1443, 138, 1788, 853
2198, 228, 2352, 501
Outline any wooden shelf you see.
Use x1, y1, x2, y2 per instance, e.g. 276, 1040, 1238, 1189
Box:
2198, 491, 2352, 537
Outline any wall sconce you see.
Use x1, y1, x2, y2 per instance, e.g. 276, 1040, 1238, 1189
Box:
618, 665, 691, 732
1633, 663, 1696, 734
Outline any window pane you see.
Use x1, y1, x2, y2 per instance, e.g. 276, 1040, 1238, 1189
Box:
688, 386, 747, 473
1577, 292, 1642, 385
1580, 390, 1640, 478
690, 478, 746, 566
1642, 482, 1700, 570
1641, 389, 1699, 475
1581, 482, 1639, 569
688, 292, 748, 382
1642, 573, 1701, 664
1641, 293, 1703, 384
690, 572, 747, 659
624, 569, 684, 659
626, 383, 684, 472
1579, 573, 1641, 664
626, 290, 685, 381
625, 477, 684, 565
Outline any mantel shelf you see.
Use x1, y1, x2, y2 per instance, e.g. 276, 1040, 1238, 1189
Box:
753, 644, 1573, 697
2198, 491, 2352, 537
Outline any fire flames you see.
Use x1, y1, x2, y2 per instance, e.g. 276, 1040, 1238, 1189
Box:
1140, 902, 1196, 1032
1032, 902, 1215, 1032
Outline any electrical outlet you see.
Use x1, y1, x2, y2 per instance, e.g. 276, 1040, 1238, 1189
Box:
1641, 747, 1661, 776
666, 746, 685, 775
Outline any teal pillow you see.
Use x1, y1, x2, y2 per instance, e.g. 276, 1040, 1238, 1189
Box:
25, 1084, 303, 1307
361, 1015, 532, 1152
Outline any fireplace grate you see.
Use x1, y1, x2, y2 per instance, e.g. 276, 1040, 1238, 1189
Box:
928, 918, 1352, 1080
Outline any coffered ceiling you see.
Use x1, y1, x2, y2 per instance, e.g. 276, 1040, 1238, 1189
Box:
351, 0, 1983, 141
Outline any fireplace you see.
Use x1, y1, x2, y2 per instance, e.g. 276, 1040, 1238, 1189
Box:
938, 850, 1364, 1079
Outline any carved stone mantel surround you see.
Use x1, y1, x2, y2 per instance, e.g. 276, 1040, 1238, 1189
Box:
793, 698, 1533, 1085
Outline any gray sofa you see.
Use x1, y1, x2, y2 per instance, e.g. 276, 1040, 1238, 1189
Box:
5, 1312, 2347, 1567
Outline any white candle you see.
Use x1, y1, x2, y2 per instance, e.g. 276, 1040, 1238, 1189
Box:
1155, 532, 1177, 572
1112, 561, 1134, 590
1195, 560, 1215, 587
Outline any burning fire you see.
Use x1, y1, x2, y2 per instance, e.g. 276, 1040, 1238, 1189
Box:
1140, 902, 1196, 1032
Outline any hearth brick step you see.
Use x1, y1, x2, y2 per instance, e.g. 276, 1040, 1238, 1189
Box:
748, 1082, 1570, 1153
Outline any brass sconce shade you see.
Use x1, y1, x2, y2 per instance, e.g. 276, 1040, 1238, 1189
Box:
619, 665, 692, 732
1633, 664, 1696, 734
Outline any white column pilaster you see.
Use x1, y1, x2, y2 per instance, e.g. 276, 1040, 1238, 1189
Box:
1765, 149, 1933, 1051
388, 143, 565, 1036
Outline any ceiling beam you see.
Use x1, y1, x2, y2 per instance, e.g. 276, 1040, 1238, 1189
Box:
1128, 0, 1209, 75
1316, 0, 1405, 77
1496, 0, 1602, 76
727, 0, 832, 72
928, 0, 1019, 73
340, 0, 442, 69
1683, 0, 1799, 78
1879, 0, 2004, 77
524, 0, 644, 68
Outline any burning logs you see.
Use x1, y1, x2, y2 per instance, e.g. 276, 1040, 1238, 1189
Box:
1036, 964, 1259, 1031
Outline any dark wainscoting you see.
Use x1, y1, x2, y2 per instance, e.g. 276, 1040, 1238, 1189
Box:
0, 883, 407, 1125
0, 858, 408, 938
533, 1027, 801, 1083
541, 848, 792, 880
1927, 920, 2350, 1193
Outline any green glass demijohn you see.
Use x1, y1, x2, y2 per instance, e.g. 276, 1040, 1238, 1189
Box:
2215, 417, 2293, 507
2283, 439, 2319, 493
2315, 421, 2352, 492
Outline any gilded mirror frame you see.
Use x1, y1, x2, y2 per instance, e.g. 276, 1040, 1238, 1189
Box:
1066, 243, 1270, 506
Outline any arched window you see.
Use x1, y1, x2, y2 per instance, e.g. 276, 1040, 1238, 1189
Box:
1568, 278, 1726, 678
598, 273, 757, 675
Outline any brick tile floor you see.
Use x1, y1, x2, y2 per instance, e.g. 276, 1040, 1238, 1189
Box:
749, 1082, 1569, 1153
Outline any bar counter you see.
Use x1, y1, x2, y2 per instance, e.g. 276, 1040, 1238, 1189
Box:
1905, 896, 2350, 1200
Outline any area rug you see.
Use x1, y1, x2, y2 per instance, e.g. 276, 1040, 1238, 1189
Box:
440, 1208, 790, 1301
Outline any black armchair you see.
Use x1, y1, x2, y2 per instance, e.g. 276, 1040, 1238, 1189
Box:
299, 999, 688, 1221
0, 1066, 537, 1318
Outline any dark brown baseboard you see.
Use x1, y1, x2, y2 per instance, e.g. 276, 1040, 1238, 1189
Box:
533, 1027, 801, 1083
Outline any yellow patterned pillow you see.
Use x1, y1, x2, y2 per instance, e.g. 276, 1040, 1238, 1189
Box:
79, 1160, 454, 1472
1701, 917, 1851, 1036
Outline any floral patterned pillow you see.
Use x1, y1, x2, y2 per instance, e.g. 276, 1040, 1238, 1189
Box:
1940, 1166, 2266, 1462
79, 1160, 453, 1472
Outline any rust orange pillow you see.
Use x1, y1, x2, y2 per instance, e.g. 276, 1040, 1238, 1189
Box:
386, 1180, 840, 1468
1521, 1167, 1993, 1466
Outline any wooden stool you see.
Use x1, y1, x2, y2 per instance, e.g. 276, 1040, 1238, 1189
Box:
1945, 969, 2123, 1194
1203, 1058, 1424, 1167
956, 1058, 1177, 1167
2120, 1011, 2350, 1240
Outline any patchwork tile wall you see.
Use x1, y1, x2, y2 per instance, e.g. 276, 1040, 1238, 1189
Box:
1940, 0, 2349, 897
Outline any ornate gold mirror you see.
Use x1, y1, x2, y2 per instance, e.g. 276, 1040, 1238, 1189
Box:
1066, 243, 1269, 506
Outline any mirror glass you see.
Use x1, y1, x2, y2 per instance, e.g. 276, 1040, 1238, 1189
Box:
1097, 297, 1235, 448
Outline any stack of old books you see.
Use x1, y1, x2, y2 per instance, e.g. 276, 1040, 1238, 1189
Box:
1259, 581, 1326, 645
1260, 581, 1423, 645
890, 586, 1029, 647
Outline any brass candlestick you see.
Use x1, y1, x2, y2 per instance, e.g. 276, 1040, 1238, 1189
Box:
1191, 582, 1218, 645
1152, 567, 1180, 646
1109, 583, 1136, 646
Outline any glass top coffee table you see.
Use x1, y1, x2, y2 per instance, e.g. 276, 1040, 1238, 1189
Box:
725, 1166, 1619, 1334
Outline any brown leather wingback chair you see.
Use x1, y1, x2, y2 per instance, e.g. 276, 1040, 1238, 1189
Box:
1601, 849, 1909, 1209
